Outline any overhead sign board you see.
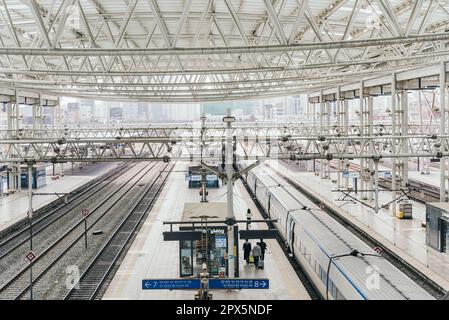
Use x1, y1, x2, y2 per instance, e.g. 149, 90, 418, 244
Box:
342, 170, 360, 178
239, 229, 277, 239
142, 279, 201, 290
208, 278, 269, 290
163, 231, 203, 241
142, 278, 269, 290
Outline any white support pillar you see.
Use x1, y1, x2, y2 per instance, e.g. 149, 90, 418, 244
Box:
6, 97, 14, 190
440, 62, 448, 201
38, 94, 43, 131
400, 90, 409, 190
418, 91, 430, 174
337, 87, 342, 188
15, 90, 19, 133
6, 99, 13, 133
306, 94, 310, 123
320, 90, 325, 179
391, 74, 398, 218
359, 81, 367, 199
313, 100, 317, 132
15, 90, 21, 192
57, 96, 62, 129
224, 108, 235, 277
343, 98, 349, 188
368, 95, 374, 201
32, 98, 37, 131
325, 100, 331, 179
374, 158, 380, 213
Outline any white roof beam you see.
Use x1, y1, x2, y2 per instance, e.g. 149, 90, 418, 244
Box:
172, 0, 193, 47
147, 0, 172, 47
263, 0, 287, 45
288, 0, 307, 44
27, 0, 52, 48
1, 33, 448, 56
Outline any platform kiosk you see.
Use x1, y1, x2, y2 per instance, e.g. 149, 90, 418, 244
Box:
426, 202, 449, 253
163, 203, 277, 280
178, 202, 230, 278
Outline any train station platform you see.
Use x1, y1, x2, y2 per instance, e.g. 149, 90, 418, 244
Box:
265, 160, 449, 291
0, 162, 120, 232
103, 162, 310, 300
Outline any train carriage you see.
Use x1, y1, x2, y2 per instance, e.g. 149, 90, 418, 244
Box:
245, 166, 435, 300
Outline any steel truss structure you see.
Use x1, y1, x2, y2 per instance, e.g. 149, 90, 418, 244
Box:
306, 60, 448, 213
3, 130, 449, 162
0, 0, 448, 102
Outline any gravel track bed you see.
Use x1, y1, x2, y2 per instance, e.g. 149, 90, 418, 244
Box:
0, 163, 136, 260
0, 162, 154, 299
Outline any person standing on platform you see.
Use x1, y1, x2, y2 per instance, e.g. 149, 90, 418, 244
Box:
259, 239, 267, 260
252, 243, 262, 268
243, 239, 252, 264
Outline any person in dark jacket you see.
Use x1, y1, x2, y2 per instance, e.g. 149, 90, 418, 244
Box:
259, 239, 267, 259
243, 239, 252, 264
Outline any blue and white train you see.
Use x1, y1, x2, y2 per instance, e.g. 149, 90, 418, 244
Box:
246, 167, 435, 300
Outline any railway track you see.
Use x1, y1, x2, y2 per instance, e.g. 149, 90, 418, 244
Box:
0, 161, 163, 300
268, 164, 446, 298
0, 163, 129, 242
0, 162, 138, 260
65, 162, 174, 300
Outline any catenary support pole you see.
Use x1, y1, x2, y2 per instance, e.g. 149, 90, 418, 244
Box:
225, 108, 235, 277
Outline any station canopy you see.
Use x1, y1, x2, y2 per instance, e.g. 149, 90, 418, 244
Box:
0, 0, 448, 102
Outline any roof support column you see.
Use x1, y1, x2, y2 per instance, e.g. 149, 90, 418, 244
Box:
32, 96, 37, 131
325, 99, 331, 179
15, 90, 20, 192
418, 91, 430, 174
312, 100, 317, 134
391, 73, 398, 232
440, 62, 448, 201
6, 96, 14, 192
53, 97, 62, 129
359, 80, 367, 200
320, 90, 325, 179
306, 94, 311, 123
337, 86, 343, 188
15, 90, 19, 134
367, 94, 374, 201
6, 96, 13, 134
400, 89, 409, 190
343, 98, 349, 188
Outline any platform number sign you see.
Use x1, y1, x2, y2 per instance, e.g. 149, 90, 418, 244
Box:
81, 208, 90, 216
373, 246, 383, 255
26, 251, 36, 262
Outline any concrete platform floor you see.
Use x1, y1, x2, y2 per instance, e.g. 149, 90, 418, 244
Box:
103, 162, 310, 300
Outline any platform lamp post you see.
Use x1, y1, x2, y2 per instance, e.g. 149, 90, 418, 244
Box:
223, 108, 236, 278
25, 157, 36, 300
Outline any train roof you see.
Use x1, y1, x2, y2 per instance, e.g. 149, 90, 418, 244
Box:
252, 166, 434, 300
290, 207, 435, 300
251, 167, 279, 188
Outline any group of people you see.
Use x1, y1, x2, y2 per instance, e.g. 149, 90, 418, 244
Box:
242, 239, 267, 269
